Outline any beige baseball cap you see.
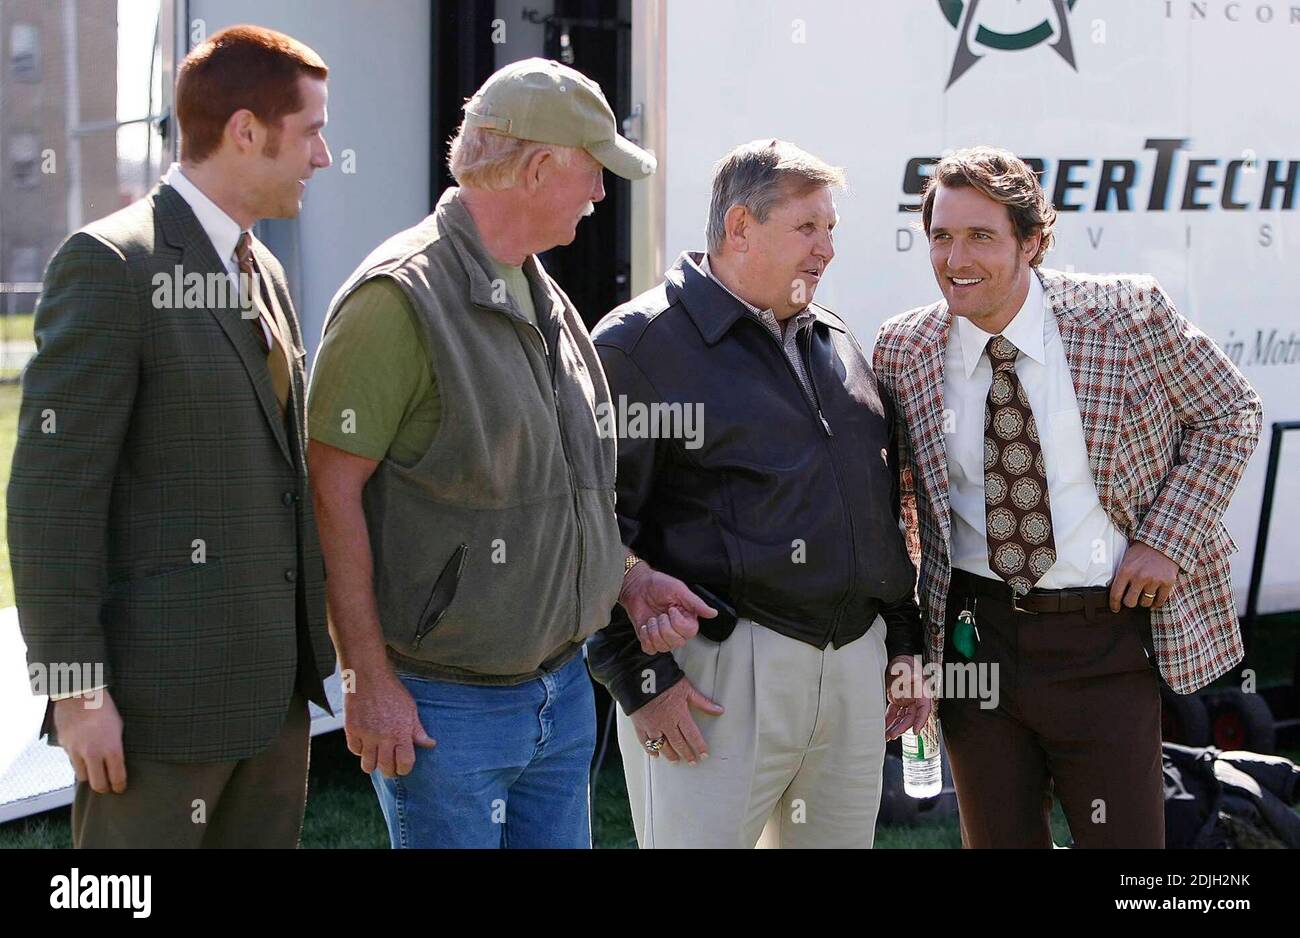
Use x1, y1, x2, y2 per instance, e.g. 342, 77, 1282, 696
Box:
463, 57, 657, 180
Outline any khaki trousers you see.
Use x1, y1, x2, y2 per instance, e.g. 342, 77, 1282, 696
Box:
616, 618, 888, 848
71, 693, 311, 849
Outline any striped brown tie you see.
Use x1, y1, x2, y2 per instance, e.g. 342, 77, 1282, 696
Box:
983, 334, 1056, 595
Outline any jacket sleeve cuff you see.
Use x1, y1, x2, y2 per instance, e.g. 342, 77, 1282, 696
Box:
607, 656, 685, 716
1133, 510, 1203, 575
584, 605, 685, 715
881, 597, 924, 661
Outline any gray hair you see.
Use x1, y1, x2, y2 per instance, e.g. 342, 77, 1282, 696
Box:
706, 139, 847, 253
447, 121, 576, 191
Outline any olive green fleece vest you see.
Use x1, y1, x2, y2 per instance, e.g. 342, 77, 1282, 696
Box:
320, 187, 624, 683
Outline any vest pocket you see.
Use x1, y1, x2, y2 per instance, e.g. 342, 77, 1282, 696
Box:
412, 543, 469, 650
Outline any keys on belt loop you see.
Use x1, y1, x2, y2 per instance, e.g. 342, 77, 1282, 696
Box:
952, 596, 980, 660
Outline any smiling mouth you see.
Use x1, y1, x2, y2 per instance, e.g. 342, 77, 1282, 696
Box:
802, 267, 822, 280
948, 276, 983, 287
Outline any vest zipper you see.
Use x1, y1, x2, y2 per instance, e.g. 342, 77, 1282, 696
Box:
523, 319, 586, 639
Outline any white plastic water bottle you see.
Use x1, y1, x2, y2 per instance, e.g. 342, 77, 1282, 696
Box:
901, 712, 942, 799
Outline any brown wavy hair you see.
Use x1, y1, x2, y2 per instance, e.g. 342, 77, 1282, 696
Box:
920, 146, 1055, 266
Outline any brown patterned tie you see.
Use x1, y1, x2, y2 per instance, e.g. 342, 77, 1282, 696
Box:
234, 232, 291, 416
983, 335, 1056, 595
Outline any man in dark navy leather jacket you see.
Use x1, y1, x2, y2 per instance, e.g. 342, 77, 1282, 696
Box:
587, 140, 931, 848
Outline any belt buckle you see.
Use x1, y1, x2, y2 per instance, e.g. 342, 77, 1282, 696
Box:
1010, 586, 1038, 615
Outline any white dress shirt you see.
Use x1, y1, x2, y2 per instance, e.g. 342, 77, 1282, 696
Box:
944, 273, 1127, 588
162, 163, 273, 348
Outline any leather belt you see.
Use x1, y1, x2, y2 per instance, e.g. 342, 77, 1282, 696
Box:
949, 568, 1118, 616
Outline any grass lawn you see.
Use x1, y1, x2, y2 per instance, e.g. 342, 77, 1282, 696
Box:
1, 314, 32, 340
0, 314, 34, 343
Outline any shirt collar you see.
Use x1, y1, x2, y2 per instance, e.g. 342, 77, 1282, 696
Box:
161, 162, 247, 270
954, 272, 1046, 378
699, 253, 816, 330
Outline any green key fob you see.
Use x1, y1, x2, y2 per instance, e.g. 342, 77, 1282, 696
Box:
952, 604, 980, 660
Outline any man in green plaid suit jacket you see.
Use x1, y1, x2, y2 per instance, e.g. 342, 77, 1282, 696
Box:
8, 26, 337, 848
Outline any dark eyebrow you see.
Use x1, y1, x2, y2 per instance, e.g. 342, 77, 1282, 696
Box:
930, 225, 997, 236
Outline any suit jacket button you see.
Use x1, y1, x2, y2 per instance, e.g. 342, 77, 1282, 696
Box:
284, 569, 296, 582
282, 491, 296, 506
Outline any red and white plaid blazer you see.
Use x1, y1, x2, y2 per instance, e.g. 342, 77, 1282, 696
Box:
873, 268, 1262, 694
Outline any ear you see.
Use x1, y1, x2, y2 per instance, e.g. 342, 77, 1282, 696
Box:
522, 147, 552, 193
225, 108, 259, 156
724, 204, 751, 254
1021, 229, 1042, 265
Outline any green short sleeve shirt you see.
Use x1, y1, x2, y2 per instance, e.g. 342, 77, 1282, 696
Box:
307, 278, 440, 468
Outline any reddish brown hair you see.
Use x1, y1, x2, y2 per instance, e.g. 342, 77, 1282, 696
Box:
176, 25, 327, 163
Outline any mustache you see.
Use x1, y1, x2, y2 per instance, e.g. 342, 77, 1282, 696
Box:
580, 201, 595, 218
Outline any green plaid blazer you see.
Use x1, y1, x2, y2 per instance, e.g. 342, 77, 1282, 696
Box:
9, 184, 336, 762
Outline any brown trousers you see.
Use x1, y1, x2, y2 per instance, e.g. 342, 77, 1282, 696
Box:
938, 576, 1165, 848
71, 693, 311, 849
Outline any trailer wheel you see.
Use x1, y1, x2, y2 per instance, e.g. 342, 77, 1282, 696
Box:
1160, 685, 1210, 746
1205, 689, 1276, 754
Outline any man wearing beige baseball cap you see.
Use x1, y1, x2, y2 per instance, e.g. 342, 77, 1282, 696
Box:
462, 57, 656, 182
306, 58, 692, 848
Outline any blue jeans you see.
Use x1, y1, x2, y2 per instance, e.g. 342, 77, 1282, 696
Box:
370, 652, 595, 848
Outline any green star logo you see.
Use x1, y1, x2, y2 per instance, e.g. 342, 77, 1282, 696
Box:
940, 0, 1080, 89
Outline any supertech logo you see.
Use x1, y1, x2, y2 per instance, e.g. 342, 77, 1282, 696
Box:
940, 0, 1080, 88
900, 139, 1300, 218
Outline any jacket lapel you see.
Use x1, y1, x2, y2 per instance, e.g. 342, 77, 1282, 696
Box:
155, 185, 294, 467
1041, 269, 1129, 524
898, 308, 953, 551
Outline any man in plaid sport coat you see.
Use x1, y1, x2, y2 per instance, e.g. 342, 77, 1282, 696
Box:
8, 26, 336, 847
873, 147, 1262, 848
